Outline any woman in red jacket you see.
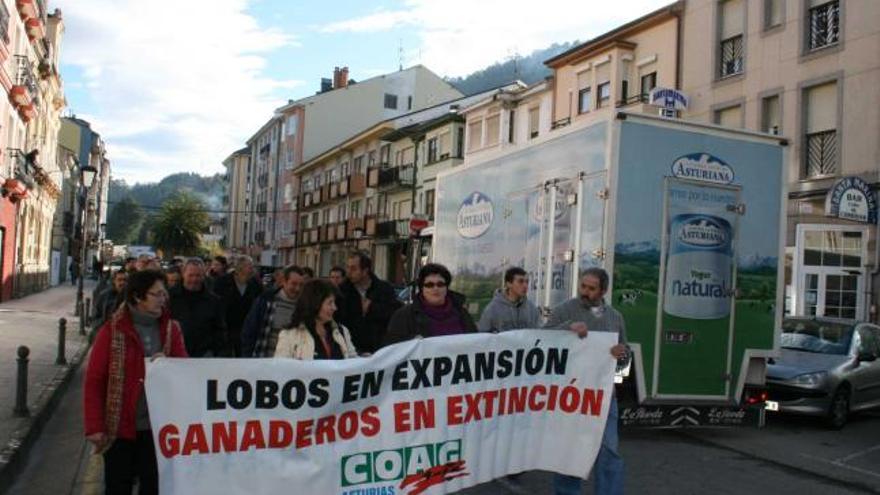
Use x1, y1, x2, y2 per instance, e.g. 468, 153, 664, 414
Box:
84, 269, 187, 495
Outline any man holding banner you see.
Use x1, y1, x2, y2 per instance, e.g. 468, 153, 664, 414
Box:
546, 267, 629, 495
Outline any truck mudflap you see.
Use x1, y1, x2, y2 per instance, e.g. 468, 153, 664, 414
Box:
619, 404, 765, 428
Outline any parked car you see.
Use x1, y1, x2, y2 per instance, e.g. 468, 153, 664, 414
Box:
766, 317, 880, 429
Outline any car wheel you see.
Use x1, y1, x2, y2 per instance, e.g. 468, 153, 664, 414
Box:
826, 387, 850, 430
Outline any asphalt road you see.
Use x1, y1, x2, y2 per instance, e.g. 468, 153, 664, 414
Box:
8, 372, 879, 495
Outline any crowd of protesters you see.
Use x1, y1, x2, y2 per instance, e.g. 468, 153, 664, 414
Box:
84, 250, 628, 495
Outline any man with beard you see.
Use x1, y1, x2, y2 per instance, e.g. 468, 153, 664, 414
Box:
241, 265, 306, 357
545, 267, 629, 495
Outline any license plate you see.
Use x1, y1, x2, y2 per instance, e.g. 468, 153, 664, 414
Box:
765, 400, 779, 411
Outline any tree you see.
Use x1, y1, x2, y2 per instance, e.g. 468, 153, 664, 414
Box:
105, 195, 144, 245
151, 192, 209, 257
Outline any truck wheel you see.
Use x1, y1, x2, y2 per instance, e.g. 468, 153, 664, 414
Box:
827, 387, 849, 430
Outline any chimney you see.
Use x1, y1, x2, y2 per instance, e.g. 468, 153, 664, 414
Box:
333, 66, 349, 89
320, 78, 332, 93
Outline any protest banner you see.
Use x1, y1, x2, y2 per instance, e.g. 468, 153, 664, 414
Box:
146, 330, 617, 494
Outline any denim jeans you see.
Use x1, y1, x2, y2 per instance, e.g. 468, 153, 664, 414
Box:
553, 395, 623, 495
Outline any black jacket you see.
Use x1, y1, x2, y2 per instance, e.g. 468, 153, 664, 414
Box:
168, 285, 227, 357
383, 291, 477, 348
213, 273, 263, 334
336, 273, 402, 354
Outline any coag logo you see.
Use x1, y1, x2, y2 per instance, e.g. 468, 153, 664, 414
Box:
671, 153, 734, 184
457, 192, 493, 239
677, 217, 727, 247
341, 440, 467, 495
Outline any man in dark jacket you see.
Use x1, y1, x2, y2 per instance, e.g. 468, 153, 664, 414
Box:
168, 258, 227, 357
383, 263, 476, 347
336, 252, 402, 354
241, 265, 305, 357
213, 255, 262, 357
93, 269, 127, 329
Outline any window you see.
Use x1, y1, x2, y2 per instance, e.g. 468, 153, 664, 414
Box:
485, 114, 500, 146
286, 114, 298, 136
322, 208, 330, 225
578, 88, 591, 114
337, 204, 347, 222
368, 151, 376, 167
761, 95, 781, 135
720, 36, 744, 77
438, 132, 449, 157
353, 156, 364, 174
808, 1, 839, 51
380, 144, 391, 165
0, 2, 10, 44
528, 107, 539, 139
384, 93, 398, 109
456, 127, 465, 157
714, 105, 743, 128
407, 96, 413, 110
468, 120, 483, 151
427, 137, 438, 163
508, 110, 515, 143
764, 0, 784, 29
804, 82, 838, 178
596, 82, 611, 108
425, 189, 435, 221
719, 0, 745, 77
341, 161, 350, 177
640, 72, 657, 100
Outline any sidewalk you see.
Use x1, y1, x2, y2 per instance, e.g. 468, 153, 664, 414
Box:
0, 281, 95, 492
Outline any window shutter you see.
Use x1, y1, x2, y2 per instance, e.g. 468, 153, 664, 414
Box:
806, 82, 837, 133
721, 0, 744, 39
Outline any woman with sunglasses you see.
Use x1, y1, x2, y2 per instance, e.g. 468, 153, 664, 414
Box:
274, 279, 358, 359
84, 269, 188, 495
383, 263, 477, 346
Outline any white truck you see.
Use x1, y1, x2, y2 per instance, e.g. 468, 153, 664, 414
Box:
431, 112, 787, 426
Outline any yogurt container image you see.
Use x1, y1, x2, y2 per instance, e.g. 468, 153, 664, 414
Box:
663, 213, 734, 320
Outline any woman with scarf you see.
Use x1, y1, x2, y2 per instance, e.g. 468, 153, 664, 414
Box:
274, 279, 358, 360
383, 263, 477, 346
83, 269, 187, 495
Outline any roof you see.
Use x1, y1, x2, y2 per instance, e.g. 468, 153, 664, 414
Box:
245, 115, 282, 145
544, 1, 683, 68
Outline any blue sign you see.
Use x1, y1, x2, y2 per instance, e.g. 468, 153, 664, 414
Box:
825, 176, 878, 224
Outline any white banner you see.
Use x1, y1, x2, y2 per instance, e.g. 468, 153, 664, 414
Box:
146, 330, 617, 494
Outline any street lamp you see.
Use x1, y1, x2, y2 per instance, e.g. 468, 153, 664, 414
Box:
75, 165, 98, 317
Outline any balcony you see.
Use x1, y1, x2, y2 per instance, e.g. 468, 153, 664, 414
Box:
376, 219, 409, 238
9, 55, 38, 111
328, 181, 339, 199
364, 214, 379, 236
24, 16, 44, 41
377, 165, 414, 190
16, 0, 40, 21
346, 217, 364, 239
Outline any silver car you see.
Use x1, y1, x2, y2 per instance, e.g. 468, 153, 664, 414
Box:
766, 317, 880, 429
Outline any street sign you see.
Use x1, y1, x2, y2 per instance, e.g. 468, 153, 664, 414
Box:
409, 217, 429, 233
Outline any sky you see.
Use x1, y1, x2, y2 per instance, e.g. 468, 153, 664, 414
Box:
53, 0, 672, 184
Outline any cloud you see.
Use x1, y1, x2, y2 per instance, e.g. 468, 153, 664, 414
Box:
55, 0, 300, 183
321, 0, 673, 77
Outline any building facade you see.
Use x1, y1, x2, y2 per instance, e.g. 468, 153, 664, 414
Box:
0, 0, 67, 298
59, 117, 111, 280
223, 147, 250, 251
680, 0, 880, 321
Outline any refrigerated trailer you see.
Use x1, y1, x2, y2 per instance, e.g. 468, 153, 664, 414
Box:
432, 112, 787, 427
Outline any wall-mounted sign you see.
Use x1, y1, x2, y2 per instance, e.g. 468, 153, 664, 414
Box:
650, 88, 689, 110
825, 176, 877, 224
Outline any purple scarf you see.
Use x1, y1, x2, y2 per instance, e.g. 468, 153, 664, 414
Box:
420, 295, 466, 337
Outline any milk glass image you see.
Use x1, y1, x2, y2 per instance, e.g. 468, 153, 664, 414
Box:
663, 213, 733, 319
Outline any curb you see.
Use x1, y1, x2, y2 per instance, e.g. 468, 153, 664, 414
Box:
0, 338, 91, 493
676, 430, 880, 494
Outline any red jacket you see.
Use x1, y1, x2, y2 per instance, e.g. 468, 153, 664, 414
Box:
84, 306, 187, 441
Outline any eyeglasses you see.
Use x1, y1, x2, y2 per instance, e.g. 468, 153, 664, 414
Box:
147, 290, 168, 299
422, 281, 447, 289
